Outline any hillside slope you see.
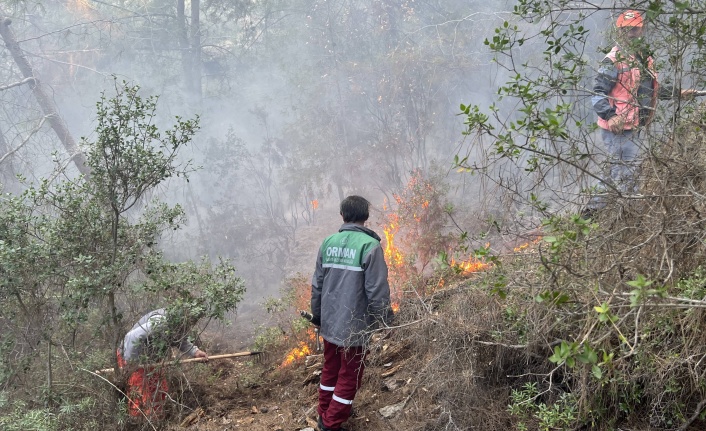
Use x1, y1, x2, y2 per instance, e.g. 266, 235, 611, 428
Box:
133, 276, 522, 431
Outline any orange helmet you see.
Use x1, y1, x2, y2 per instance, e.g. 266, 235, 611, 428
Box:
616, 10, 644, 28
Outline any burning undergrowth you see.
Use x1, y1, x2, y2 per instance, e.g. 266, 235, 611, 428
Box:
219, 169, 559, 431
271, 170, 497, 372
164, 172, 567, 431
152, 115, 706, 431
262, 173, 521, 426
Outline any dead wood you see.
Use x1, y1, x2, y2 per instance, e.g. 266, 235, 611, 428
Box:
376, 341, 410, 365
676, 398, 706, 431
179, 407, 205, 427
302, 370, 321, 386
0, 17, 89, 175
380, 363, 404, 378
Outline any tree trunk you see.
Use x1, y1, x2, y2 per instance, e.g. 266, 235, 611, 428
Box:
0, 17, 89, 176
176, 0, 194, 95
325, 1, 349, 200
190, 0, 202, 105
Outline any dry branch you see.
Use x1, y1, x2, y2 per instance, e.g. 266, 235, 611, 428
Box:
0, 77, 34, 91
676, 398, 706, 431
0, 17, 89, 175
0, 116, 47, 165
179, 407, 205, 427
380, 363, 404, 378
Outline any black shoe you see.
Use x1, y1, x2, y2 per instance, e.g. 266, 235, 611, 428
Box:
317, 415, 348, 431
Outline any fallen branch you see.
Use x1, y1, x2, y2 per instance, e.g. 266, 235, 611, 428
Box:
95, 351, 262, 375
676, 398, 706, 431
473, 340, 528, 349
179, 407, 205, 427
381, 363, 403, 378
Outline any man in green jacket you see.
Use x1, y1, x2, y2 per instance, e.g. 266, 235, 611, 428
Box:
311, 195, 394, 431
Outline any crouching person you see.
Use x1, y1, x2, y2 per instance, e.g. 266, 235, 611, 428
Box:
116, 306, 208, 419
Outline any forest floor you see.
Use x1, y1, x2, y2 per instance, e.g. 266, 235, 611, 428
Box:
150, 334, 417, 431
121, 279, 706, 431
129, 222, 425, 431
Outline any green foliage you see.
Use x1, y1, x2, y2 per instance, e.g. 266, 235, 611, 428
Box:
508, 383, 577, 431
147, 256, 246, 321
0, 337, 17, 388
86, 79, 198, 216
508, 382, 539, 417
502, 305, 530, 344
541, 214, 596, 263
489, 272, 509, 299
534, 290, 570, 307
674, 266, 706, 298
253, 326, 286, 354
457, 3, 600, 217
534, 393, 578, 431
454, 2, 706, 429
0, 395, 56, 431
254, 278, 313, 355
626, 274, 665, 307
548, 341, 602, 379
593, 302, 617, 324
0, 80, 244, 428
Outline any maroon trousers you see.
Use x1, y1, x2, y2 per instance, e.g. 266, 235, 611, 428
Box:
318, 340, 366, 430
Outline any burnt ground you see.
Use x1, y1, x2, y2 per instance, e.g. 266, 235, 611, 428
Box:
151, 334, 419, 431
122, 220, 428, 431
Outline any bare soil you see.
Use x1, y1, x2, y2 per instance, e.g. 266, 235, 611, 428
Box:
147, 335, 417, 431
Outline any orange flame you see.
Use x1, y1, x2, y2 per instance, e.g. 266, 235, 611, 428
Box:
311, 200, 319, 210
513, 237, 541, 253
281, 341, 312, 367
450, 257, 490, 275
383, 215, 403, 268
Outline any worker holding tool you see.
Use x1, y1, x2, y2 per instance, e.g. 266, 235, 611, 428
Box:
117, 304, 208, 418
300, 310, 322, 351
310, 195, 394, 431
585, 9, 702, 215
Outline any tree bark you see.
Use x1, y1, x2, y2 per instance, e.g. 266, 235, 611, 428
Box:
0, 124, 8, 159
0, 17, 90, 176
176, 0, 194, 94
190, 0, 202, 104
